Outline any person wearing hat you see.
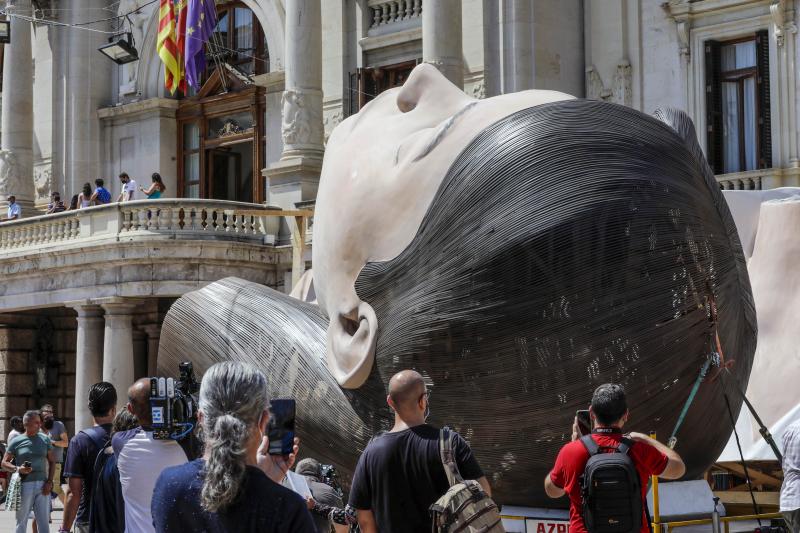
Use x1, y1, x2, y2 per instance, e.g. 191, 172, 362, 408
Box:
296, 458, 347, 533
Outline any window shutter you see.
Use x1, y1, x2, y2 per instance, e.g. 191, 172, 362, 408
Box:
755, 30, 772, 169
705, 40, 723, 174
347, 70, 359, 117
363, 68, 379, 107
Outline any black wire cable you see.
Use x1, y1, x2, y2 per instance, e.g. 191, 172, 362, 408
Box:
723, 393, 762, 525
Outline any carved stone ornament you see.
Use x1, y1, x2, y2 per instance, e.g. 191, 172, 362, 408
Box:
323, 109, 344, 145
676, 19, 690, 58
612, 60, 632, 108
585, 65, 611, 102
770, 0, 798, 46
281, 89, 323, 147
0, 149, 21, 197
34, 165, 53, 201
470, 81, 486, 100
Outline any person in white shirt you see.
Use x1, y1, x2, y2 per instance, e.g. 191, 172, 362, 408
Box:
2, 195, 21, 221
782, 420, 800, 533
112, 378, 187, 533
117, 173, 137, 202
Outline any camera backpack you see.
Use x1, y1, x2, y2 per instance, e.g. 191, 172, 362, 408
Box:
429, 427, 505, 533
579, 435, 642, 533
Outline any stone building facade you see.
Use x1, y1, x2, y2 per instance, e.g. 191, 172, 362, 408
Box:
0, 0, 797, 437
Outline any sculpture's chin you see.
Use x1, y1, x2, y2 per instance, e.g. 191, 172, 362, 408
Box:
325, 301, 378, 389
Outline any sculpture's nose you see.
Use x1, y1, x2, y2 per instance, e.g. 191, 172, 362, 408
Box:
396, 63, 473, 114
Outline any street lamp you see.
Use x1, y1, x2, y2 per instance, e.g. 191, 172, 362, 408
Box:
98, 32, 139, 64
0, 20, 10, 44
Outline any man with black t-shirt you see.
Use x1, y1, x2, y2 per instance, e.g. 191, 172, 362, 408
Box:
349, 370, 491, 533
62, 382, 118, 533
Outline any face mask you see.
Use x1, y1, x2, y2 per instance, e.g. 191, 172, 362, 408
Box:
43, 417, 54, 430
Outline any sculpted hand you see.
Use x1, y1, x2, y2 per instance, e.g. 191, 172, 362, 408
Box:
256, 435, 300, 483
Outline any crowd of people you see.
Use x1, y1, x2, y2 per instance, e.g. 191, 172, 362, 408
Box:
13, 363, 781, 533
0, 172, 167, 223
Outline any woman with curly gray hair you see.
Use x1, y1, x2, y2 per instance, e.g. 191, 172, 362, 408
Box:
151, 361, 314, 532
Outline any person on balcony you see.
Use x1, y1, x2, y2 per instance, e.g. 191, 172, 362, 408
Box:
2, 195, 21, 222
46, 192, 67, 214
117, 173, 137, 203
77, 183, 93, 209
91, 178, 112, 205
140, 173, 167, 199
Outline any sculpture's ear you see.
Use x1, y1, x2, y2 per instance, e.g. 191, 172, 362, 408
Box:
325, 301, 377, 389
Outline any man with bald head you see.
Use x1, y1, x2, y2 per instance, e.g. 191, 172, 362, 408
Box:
112, 378, 187, 533
349, 370, 490, 532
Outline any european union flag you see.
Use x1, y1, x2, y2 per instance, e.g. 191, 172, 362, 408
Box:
184, 0, 217, 89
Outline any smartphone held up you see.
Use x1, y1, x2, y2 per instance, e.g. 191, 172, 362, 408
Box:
267, 398, 296, 456
576, 409, 591, 436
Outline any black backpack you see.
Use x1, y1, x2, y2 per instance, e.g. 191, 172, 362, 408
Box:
579, 435, 642, 533
82, 428, 125, 533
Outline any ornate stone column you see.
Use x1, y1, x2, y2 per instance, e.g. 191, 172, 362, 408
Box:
264, 0, 323, 291
422, 0, 464, 89
100, 300, 137, 407
141, 324, 161, 376
280, 0, 324, 162
0, 0, 35, 211
69, 303, 104, 431
64, 0, 112, 197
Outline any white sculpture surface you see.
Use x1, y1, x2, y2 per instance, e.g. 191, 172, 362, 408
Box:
313, 64, 573, 388
719, 188, 800, 459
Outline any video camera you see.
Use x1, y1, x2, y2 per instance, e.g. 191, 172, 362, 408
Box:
319, 464, 343, 497
150, 361, 200, 441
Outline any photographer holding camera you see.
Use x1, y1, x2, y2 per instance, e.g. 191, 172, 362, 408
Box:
112, 377, 189, 533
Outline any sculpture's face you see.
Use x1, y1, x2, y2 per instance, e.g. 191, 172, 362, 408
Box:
313, 64, 573, 388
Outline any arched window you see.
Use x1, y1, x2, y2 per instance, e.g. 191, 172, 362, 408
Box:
177, 2, 269, 204
206, 2, 269, 77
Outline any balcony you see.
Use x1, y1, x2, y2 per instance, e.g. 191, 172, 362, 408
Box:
716, 167, 800, 191
0, 199, 311, 312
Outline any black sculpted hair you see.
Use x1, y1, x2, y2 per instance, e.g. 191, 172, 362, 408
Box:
88, 381, 117, 417
591, 383, 627, 425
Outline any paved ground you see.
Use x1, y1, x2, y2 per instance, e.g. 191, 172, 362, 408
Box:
0, 497, 65, 532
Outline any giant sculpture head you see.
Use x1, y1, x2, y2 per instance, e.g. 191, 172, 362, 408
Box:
313, 64, 573, 388
159, 65, 756, 506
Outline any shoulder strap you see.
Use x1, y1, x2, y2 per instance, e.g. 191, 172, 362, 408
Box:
80, 427, 109, 452
617, 437, 634, 455
439, 427, 464, 487
580, 435, 600, 456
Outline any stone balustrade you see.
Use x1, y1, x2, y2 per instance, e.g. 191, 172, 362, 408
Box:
368, 0, 422, 34
0, 199, 286, 253
718, 176, 763, 191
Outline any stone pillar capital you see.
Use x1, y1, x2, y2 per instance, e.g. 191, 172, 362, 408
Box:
66, 301, 104, 319
98, 298, 144, 316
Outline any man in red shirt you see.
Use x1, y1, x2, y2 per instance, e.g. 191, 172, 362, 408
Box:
544, 384, 686, 533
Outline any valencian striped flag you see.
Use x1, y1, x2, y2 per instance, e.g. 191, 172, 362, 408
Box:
157, 0, 181, 94
174, 0, 189, 94
185, 0, 217, 90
